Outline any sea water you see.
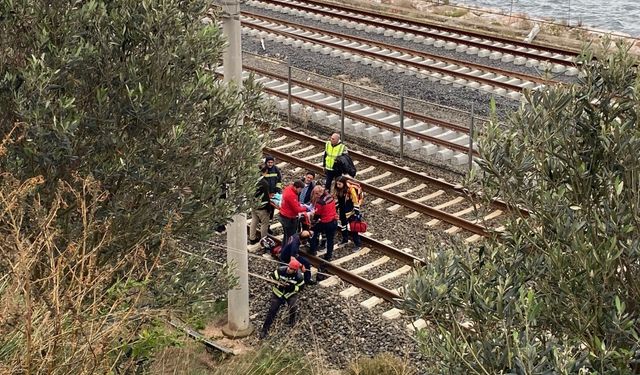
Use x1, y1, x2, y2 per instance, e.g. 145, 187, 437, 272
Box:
454, 0, 640, 37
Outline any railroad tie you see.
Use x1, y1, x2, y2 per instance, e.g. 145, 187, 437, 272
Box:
339, 264, 410, 298
427, 205, 473, 227
406, 318, 429, 332
444, 209, 502, 234
399, 190, 445, 217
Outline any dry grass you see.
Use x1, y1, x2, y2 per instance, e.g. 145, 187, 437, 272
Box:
346, 353, 416, 375
0, 171, 164, 374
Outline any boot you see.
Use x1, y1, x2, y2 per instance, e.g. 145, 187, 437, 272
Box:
304, 270, 316, 286
339, 229, 349, 245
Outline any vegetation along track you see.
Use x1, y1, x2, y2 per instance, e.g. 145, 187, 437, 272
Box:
240, 11, 555, 99
247, 0, 581, 76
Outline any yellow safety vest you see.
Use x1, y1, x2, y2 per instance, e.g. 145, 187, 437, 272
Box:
324, 141, 345, 170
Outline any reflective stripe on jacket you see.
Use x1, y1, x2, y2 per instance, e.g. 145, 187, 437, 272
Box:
271, 266, 304, 299
265, 165, 283, 193
324, 141, 345, 171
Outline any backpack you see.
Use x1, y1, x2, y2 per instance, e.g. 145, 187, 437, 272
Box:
346, 180, 365, 206
335, 154, 357, 178
260, 237, 282, 259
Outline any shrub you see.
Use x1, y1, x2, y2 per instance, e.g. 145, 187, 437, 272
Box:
403, 41, 640, 373
347, 353, 415, 375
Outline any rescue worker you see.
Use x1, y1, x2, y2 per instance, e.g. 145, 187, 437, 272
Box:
309, 186, 338, 261
260, 258, 305, 339
322, 133, 347, 190
279, 180, 311, 246
279, 230, 314, 285
334, 176, 362, 252
249, 164, 271, 245
264, 155, 283, 194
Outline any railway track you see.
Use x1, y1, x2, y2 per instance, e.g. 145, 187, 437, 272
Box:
247, 0, 580, 76
220, 61, 479, 164
265, 127, 509, 241
240, 11, 555, 99
265, 234, 428, 328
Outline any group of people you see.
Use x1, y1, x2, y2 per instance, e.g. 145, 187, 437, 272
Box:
254, 133, 365, 338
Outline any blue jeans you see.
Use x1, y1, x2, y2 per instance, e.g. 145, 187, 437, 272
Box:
310, 220, 338, 260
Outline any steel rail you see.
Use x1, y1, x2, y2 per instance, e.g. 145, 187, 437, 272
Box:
358, 235, 427, 267
244, 11, 552, 85
248, 64, 476, 135
303, 252, 401, 302
261, 81, 477, 154
268, 236, 402, 302
212, 69, 476, 155
274, 127, 527, 216
242, 14, 551, 92
264, 0, 581, 60
264, 147, 492, 236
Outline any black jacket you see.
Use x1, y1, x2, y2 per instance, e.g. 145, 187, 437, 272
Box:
265, 165, 283, 194
271, 266, 304, 299
255, 176, 270, 211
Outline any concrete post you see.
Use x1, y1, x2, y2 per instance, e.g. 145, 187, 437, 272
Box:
468, 104, 475, 172
220, 0, 253, 338
340, 82, 345, 141
287, 64, 292, 124
399, 90, 405, 159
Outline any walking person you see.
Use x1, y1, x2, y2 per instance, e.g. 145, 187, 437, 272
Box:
279, 180, 311, 246
334, 176, 362, 252
249, 164, 272, 245
309, 186, 339, 261
260, 258, 305, 339
279, 230, 314, 285
322, 133, 347, 190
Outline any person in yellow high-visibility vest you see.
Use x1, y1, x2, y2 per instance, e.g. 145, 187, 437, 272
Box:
323, 132, 347, 190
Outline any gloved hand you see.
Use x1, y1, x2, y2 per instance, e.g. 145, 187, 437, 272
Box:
353, 208, 361, 221
303, 203, 313, 212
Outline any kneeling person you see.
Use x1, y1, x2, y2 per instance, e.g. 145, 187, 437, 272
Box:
279, 230, 314, 285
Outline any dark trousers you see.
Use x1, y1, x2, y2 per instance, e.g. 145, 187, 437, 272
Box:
324, 169, 338, 190
279, 215, 298, 246
261, 294, 298, 336
310, 220, 338, 260
339, 215, 361, 248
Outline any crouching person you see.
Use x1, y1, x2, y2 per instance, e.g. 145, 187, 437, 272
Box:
260, 258, 305, 339
279, 230, 314, 285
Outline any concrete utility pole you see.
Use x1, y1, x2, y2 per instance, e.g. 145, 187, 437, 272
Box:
220, 0, 253, 338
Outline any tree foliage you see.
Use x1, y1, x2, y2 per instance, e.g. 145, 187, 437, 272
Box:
0, 0, 275, 257
1, 0, 275, 372
403, 42, 640, 374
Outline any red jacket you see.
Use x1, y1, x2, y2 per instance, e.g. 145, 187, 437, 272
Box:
314, 192, 337, 223
279, 185, 307, 219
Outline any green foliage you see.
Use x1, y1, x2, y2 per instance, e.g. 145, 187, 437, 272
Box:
0, 0, 276, 261
0, 0, 277, 373
119, 321, 183, 362
347, 353, 415, 375
403, 41, 640, 374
